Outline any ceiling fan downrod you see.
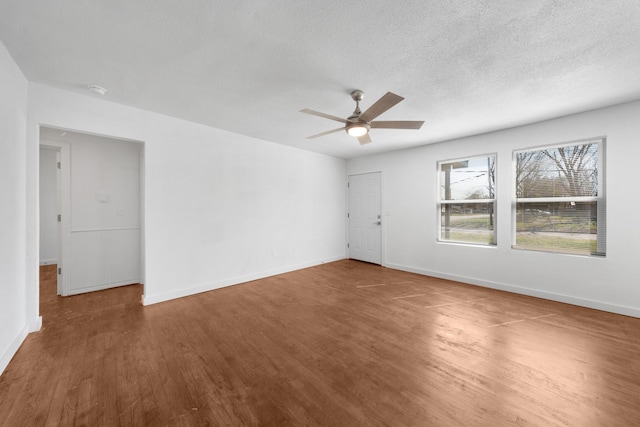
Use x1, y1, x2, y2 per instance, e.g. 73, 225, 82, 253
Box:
349, 89, 365, 120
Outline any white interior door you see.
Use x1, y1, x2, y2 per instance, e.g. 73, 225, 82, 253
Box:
40, 141, 70, 296
348, 172, 382, 264
55, 149, 62, 295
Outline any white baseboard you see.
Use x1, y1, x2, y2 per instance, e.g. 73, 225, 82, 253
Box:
142, 255, 345, 306
39, 259, 58, 266
29, 316, 42, 332
0, 324, 29, 377
65, 279, 140, 296
385, 262, 640, 318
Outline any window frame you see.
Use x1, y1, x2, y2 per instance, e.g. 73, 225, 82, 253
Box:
511, 137, 606, 257
437, 153, 497, 246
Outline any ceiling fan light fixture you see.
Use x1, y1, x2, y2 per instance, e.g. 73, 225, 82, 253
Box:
346, 122, 370, 137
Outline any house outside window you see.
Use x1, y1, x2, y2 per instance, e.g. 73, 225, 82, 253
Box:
438, 155, 496, 245
513, 138, 605, 256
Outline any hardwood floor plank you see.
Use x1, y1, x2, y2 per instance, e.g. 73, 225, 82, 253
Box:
1, 261, 640, 425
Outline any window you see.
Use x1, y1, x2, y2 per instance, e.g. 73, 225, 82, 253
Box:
514, 138, 605, 256
438, 155, 496, 245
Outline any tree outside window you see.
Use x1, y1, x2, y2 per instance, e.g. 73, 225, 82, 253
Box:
514, 138, 605, 256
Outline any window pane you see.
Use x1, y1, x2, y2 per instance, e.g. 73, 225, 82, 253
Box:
441, 157, 495, 200
516, 143, 598, 198
514, 201, 600, 255
441, 202, 495, 245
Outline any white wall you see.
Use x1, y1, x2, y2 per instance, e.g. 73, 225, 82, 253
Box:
39, 147, 58, 265
26, 83, 346, 309
0, 40, 33, 375
348, 100, 640, 317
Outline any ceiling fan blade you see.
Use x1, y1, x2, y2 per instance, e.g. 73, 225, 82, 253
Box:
357, 133, 372, 145
300, 109, 347, 124
306, 127, 345, 139
370, 120, 425, 129
359, 92, 404, 122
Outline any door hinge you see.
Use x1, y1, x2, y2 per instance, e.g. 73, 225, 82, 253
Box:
347, 243, 349, 248
58, 267, 62, 275
347, 212, 350, 218
57, 214, 61, 222
57, 161, 61, 169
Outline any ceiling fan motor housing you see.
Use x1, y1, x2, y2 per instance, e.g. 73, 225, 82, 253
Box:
351, 89, 365, 102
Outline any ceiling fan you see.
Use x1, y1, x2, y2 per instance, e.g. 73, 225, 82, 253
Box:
300, 90, 424, 145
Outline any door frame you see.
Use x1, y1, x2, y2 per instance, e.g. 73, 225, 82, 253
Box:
347, 171, 384, 265
39, 127, 146, 299
39, 140, 70, 296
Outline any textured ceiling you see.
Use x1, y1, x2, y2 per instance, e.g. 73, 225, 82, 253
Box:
1, 1, 639, 159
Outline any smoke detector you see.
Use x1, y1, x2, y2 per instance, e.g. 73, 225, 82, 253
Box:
87, 85, 107, 95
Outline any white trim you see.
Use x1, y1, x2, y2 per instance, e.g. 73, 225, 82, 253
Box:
70, 227, 141, 233
385, 262, 640, 318
0, 324, 29, 376
513, 136, 607, 154
510, 244, 604, 258
142, 256, 345, 306
65, 280, 140, 296
516, 196, 597, 203
40, 139, 71, 297
596, 138, 606, 255
39, 258, 58, 265
436, 239, 499, 249
29, 316, 42, 332
440, 199, 495, 204
437, 151, 498, 166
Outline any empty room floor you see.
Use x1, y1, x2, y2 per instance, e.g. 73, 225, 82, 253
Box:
1, 260, 640, 426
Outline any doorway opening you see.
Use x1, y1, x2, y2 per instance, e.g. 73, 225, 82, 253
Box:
38, 127, 145, 308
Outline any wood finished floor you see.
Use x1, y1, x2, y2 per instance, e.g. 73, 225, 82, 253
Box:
1, 261, 640, 426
